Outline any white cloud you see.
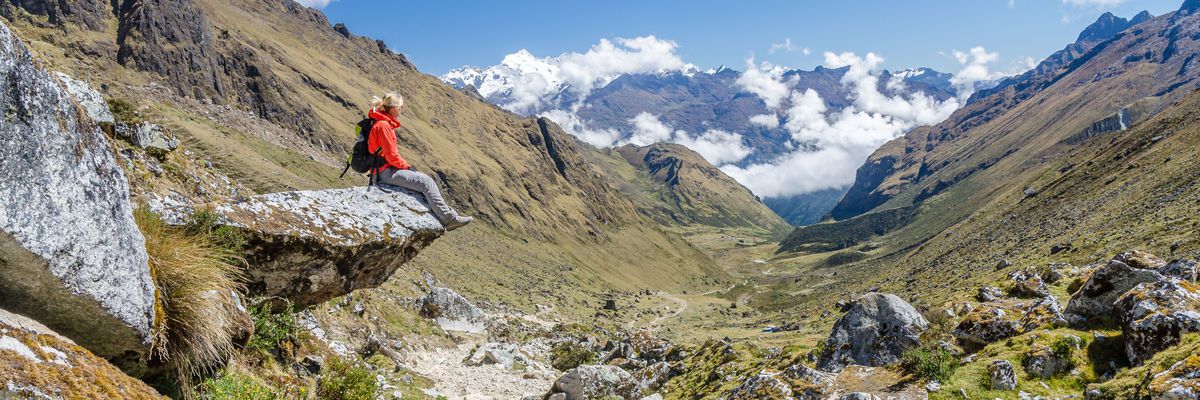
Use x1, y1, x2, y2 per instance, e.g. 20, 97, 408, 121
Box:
723, 52, 962, 197
803, 48, 812, 56
949, 46, 1002, 99
627, 112, 752, 165
628, 112, 675, 146
295, 0, 335, 8
749, 114, 780, 129
735, 57, 790, 109
1063, 0, 1127, 7
557, 36, 685, 95
540, 108, 622, 148
673, 128, 753, 165
769, 38, 797, 54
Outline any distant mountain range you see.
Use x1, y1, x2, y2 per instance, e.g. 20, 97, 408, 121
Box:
442, 59, 966, 225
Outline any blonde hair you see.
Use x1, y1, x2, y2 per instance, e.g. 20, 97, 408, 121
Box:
371, 92, 404, 111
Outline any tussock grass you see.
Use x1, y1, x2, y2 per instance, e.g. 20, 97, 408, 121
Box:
135, 206, 247, 392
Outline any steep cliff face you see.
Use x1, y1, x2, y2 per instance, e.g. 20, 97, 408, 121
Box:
608, 143, 791, 236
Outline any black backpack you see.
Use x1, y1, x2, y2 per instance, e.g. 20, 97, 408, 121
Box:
340, 117, 387, 184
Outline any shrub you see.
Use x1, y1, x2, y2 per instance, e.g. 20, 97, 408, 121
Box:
899, 347, 959, 382
193, 371, 283, 400
107, 98, 141, 125
550, 342, 595, 371
136, 206, 247, 389
317, 358, 379, 400
246, 299, 298, 355
1051, 336, 1077, 359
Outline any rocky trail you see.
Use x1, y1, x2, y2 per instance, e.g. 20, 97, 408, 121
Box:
405, 339, 555, 400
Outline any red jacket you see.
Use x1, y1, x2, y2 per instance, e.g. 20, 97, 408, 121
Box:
367, 108, 410, 172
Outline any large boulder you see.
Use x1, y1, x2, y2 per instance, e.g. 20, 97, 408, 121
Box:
0, 308, 164, 399
816, 293, 929, 372
989, 360, 1018, 390
1146, 354, 1200, 399
199, 186, 444, 306
953, 304, 1021, 352
549, 364, 639, 400
0, 21, 156, 360
1113, 278, 1200, 365
1064, 259, 1167, 324
420, 286, 487, 333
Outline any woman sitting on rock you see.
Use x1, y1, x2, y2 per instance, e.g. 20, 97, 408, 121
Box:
368, 92, 473, 231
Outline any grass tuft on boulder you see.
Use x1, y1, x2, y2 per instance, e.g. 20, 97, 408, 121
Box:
136, 206, 247, 391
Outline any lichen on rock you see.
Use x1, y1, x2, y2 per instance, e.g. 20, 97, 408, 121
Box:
0, 20, 155, 360
184, 185, 444, 306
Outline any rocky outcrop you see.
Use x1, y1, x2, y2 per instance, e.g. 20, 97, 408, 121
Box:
953, 305, 1021, 352
548, 364, 639, 400
1146, 354, 1200, 399
0, 308, 164, 399
190, 186, 444, 306
989, 360, 1018, 390
1023, 339, 1078, 379
817, 293, 929, 372
1114, 278, 1200, 365
0, 21, 156, 360
420, 286, 488, 333
728, 369, 796, 400
1065, 259, 1169, 324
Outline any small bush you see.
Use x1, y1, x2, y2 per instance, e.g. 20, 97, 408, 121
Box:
550, 342, 595, 371
246, 299, 298, 354
317, 358, 379, 400
136, 206, 247, 388
193, 371, 283, 400
900, 347, 959, 382
1051, 336, 1076, 359
107, 98, 141, 125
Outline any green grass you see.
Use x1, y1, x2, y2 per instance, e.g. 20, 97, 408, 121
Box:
316, 358, 379, 400
245, 300, 299, 355
900, 347, 960, 382
550, 342, 596, 371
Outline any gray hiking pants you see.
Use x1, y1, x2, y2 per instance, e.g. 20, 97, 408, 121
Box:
377, 167, 459, 224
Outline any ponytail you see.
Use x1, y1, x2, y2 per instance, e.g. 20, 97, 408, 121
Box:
371, 92, 404, 111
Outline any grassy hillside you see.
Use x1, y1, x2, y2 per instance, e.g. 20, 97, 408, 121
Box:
587, 143, 792, 239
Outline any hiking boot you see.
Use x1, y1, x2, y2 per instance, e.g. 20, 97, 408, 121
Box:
444, 215, 473, 231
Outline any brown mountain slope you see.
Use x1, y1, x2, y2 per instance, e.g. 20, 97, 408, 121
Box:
0, 0, 724, 317
586, 143, 791, 238
784, 5, 1200, 255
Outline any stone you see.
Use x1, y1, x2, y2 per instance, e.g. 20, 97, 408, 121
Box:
977, 286, 1005, 302
1162, 259, 1198, 282
184, 186, 444, 306
989, 359, 1018, 390
728, 370, 793, 400
1146, 354, 1200, 399
464, 342, 537, 370
0, 308, 164, 399
927, 380, 942, 392
53, 72, 113, 124
1114, 278, 1200, 365
839, 393, 881, 400
301, 355, 324, 375
816, 293, 929, 372
782, 365, 836, 400
1022, 343, 1073, 379
1065, 259, 1166, 324
1019, 296, 1068, 332
549, 365, 638, 400
0, 21, 156, 360
631, 362, 675, 395
1115, 250, 1167, 270
420, 287, 487, 333
953, 305, 1021, 352
115, 122, 178, 156
1009, 269, 1051, 298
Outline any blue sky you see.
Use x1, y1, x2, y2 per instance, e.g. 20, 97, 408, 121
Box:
314, 0, 1181, 74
